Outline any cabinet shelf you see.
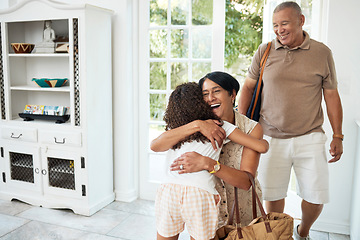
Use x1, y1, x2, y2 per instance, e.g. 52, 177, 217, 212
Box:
10, 117, 72, 126
10, 85, 70, 92
9, 53, 69, 58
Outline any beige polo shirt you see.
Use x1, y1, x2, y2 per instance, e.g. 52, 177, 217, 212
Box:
247, 31, 338, 138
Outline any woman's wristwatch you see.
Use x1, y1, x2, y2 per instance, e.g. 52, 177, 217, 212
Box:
210, 161, 221, 174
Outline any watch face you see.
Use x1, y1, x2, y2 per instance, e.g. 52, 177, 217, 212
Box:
214, 164, 220, 172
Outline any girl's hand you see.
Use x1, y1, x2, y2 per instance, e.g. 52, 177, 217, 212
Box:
197, 120, 226, 150
170, 151, 213, 174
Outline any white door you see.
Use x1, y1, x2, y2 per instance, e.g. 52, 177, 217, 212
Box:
41, 148, 83, 199
139, 0, 225, 200
3, 144, 42, 194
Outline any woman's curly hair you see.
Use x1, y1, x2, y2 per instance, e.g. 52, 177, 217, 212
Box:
164, 82, 221, 150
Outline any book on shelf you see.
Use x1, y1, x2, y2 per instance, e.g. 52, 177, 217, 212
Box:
23, 105, 69, 116
24, 105, 44, 114
43, 106, 68, 116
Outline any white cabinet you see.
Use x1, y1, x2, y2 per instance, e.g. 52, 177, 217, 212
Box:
0, 0, 114, 216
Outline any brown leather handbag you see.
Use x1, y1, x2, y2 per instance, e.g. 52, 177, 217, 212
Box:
216, 172, 294, 240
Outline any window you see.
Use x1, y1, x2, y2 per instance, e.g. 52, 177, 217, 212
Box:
139, 0, 225, 199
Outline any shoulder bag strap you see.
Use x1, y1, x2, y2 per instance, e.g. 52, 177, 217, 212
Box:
228, 187, 240, 226
245, 171, 272, 234
229, 171, 271, 238
250, 41, 272, 119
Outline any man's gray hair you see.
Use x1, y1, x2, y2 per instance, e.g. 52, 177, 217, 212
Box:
273, 1, 302, 16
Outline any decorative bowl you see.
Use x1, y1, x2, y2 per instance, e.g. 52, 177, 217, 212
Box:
11, 43, 35, 54
32, 78, 68, 88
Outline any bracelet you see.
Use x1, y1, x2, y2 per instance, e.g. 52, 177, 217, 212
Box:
333, 134, 344, 141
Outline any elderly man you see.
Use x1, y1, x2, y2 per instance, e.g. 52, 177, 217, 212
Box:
238, 1, 343, 239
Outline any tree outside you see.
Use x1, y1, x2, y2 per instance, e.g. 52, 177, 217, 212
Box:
149, 0, 263, 125
224, 0, 263, 89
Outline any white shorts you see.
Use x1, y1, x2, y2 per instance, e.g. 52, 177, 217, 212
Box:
155, 183, 219, 240
258, 132, 329, 204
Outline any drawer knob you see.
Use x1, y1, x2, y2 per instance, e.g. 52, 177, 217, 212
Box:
11, 133, 22, 139
54, 137, 66, 144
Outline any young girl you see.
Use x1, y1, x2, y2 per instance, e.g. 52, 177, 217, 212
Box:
151, 82, 268, 240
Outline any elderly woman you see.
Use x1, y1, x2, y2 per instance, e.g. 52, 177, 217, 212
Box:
152, 71, 264, 231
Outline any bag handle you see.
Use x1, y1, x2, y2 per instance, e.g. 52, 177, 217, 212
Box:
249, 42, 272, 119
245, 172, 267, 219
228, 172, 272, 238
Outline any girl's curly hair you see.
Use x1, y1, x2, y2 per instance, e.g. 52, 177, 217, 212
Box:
164, 82, 221, 150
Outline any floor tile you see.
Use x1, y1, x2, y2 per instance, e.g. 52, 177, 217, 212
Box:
0, 220, 121, 240
0, 213, 29, 237
107, 213, 156, 240
0, 198, 352, 240
309, 229, 329, 240
17, 206, 131, 235
106, 199, 155, 216
0, 199, 32, 216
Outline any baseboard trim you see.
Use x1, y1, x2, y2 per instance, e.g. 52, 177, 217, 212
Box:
114, 189, 138, 202
311, 219, 350, 235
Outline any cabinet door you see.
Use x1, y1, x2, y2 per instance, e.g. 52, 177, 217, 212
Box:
2, 144, 42, 194
41, 148, 84, 199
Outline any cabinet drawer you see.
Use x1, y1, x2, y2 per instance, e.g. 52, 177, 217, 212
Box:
39, 130, 82, 147
1, 127, 37, 142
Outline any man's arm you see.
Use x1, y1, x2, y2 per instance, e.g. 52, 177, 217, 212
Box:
323, 88, 343, 163
237, 76, 258, 115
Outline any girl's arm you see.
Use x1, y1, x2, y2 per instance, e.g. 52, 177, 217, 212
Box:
150, 119, 226, 152
171, 124, 264, 190
227, 125, 269, 153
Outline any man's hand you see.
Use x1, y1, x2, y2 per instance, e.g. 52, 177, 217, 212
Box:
328, 138, 343, 163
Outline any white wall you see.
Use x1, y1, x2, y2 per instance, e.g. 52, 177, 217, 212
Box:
67, 0, 140, 202
314, 0, 360, 235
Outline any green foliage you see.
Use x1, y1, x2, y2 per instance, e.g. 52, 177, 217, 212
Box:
148, 0, 264, 120
224, 0, 263, 68
192, 0, 213, 25
150, 0, 167, 25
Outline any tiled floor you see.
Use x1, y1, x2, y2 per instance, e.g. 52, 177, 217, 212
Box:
0, 198, 350, 240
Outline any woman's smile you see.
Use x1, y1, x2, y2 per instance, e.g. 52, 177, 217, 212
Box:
202, 78, 236, 123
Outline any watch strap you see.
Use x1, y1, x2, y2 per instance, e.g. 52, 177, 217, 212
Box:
210, 161, 220, 174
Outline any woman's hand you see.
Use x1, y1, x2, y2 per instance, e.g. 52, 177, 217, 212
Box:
170, 151, 213, 174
